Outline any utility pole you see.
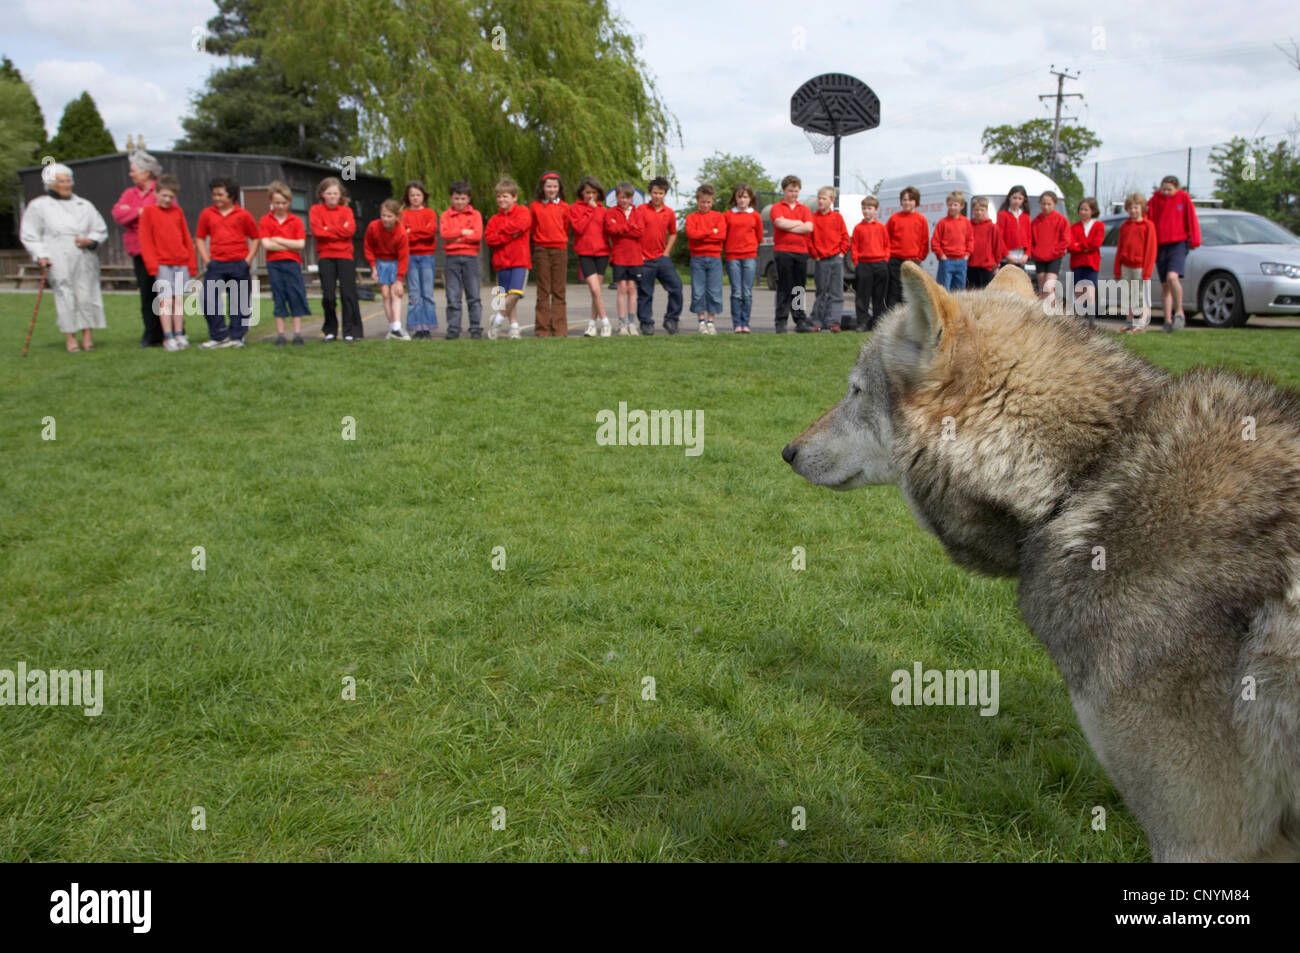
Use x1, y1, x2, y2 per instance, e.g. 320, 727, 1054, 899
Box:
1038, 66, 1082, 186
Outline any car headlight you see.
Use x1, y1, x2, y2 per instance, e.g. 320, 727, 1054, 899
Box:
1260, 262, 1300, 279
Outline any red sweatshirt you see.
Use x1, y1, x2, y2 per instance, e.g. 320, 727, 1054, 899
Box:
1147, 189, 1201, 248
969, 219, 1006, 270
1067, 220, 1104, 271
808, 209, 849, 260
851, 220, 888, 264
932, 215, 974, 259
139, 203, 196, 273
636, 203, 677, 259
364, 219, 410, 279
309, 203, 356, 259
604, 206, 644, 266
1030, 210, 1069, 261
401, 207, 439, 255
723, 208, 763, 260
685, 209, 726, 257
258, 212, 305, 264
996, 208, 1032, 256
484, 203, 533, 269
1114, 218, 1158, 280
770, 200, 812, 253
439, 205, 482, 256
529, 199, 570, 249
197, 204, 259, 263
570, 202, 609, 257
886, 210, 929, 261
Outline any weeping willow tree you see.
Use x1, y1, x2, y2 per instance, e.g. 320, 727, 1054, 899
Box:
262, 0, 679, 202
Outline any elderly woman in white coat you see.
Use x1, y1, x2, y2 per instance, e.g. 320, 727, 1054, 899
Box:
20, 163, 109, 352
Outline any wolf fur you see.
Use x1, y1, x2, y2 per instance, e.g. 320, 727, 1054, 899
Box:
783, 261, 1300, 862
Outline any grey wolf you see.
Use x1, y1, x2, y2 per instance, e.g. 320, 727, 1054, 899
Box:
783, 262, 1300, 861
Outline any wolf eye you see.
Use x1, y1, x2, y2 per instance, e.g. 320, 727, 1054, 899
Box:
850, 383, 863, 397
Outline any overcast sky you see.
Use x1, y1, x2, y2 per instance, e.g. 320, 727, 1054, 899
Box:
6, 0, 1298, 198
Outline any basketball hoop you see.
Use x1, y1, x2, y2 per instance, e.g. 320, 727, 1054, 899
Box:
803, 129, 834, 155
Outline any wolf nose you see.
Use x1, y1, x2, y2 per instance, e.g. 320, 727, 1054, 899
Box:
782, 443, 797, 465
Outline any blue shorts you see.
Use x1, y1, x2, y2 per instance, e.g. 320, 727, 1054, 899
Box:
375, 259, 399, 285
267, 259, 310, 317
1071, 266, 1098, 287
1156, 241, 1187, 281
497, 267, 528, 295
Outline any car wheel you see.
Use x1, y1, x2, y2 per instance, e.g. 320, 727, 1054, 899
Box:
1198, 272, 1247, 328
764, 262, 777, 292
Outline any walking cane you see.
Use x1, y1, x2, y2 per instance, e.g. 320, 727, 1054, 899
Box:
21, 266, 49, 358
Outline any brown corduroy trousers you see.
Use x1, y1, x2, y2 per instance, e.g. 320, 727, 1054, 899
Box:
533, 246, 568, 337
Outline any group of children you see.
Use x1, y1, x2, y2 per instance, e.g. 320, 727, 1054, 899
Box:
132, 165, 1202, 347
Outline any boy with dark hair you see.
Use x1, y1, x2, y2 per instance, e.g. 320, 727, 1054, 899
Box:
440, 181, 483, 339
772, 174, 814, 332
1148, 174, 1201, 332
604, 182, 644, 335
885, 186, 928, 308
196, 176, 260, 348
634, 175, 682, 334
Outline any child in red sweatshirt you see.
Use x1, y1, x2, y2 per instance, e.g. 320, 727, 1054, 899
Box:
723, 183, 764, 333
1067, 197, 1104, 322
139, 173, 196, 350
439, 181, 483, 339
259, 179, 311, 346
309, 177, 362, 341
1148, 174, 1201, 331
809, 186, 850, 331
570, 176, 611, 337
483, 178, 532, 340
966, 197, 1005, 290
365, 198, 411, 339
685, 183, 727, 334
604, 181, 644, 335
1114, 192, 1158, 333
932, 190, 974, 291
1030, 191, 1069, 303
529, 171, 570, 337
885, 186, 929, 308
851, 196, 889, 329
401, 180, 439, 337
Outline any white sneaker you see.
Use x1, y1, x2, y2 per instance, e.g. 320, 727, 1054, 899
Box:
323, 334, 336, 342
198, 339, 221, 349
387, 326, 410, 340
163, 338, 180, 352
583, 320, 598, 338
599, 317, 612, 337
176, 334, 190, 349
628, 322, 640, 336
706, 321, 717, 335
698, 318, 707, 334
508, 323, 520, 339
617, 319, 631, 336
487, 314, 506, 339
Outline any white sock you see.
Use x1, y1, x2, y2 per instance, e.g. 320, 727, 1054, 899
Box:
390, 321, 401, 331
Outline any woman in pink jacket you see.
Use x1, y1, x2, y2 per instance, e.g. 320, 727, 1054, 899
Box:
111, 150, 163, 347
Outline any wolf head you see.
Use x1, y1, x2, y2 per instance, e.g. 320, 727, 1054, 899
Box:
783, 262, 1165, 576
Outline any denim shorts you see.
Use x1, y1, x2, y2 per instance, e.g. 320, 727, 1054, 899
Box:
374, 259, 398, 285
267, 259, 310, 317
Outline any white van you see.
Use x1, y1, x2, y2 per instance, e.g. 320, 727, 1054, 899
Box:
876, 164, 1065, 275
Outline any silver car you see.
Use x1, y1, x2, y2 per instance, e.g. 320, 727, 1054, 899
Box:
1096, 209, 1300, 326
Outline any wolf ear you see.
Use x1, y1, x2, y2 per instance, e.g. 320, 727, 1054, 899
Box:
887, 261, 970, 384
987, 264, 1036, 299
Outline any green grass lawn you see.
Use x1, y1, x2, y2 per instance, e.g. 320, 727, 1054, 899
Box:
2, 296, 1297, 862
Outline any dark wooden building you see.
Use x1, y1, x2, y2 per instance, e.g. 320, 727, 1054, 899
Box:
16, 151, 394, 268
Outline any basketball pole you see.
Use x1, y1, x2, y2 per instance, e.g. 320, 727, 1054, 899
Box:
832, 135, 841, 210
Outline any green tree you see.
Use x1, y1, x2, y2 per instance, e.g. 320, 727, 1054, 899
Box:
260, 0, 679, 205
672, 152, 776, 267
0, 58, 47, 214
980, 119, 1102, 211
1210, 135, 1300, 235
47, 91, 115, 161
176, 0, 357, 162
